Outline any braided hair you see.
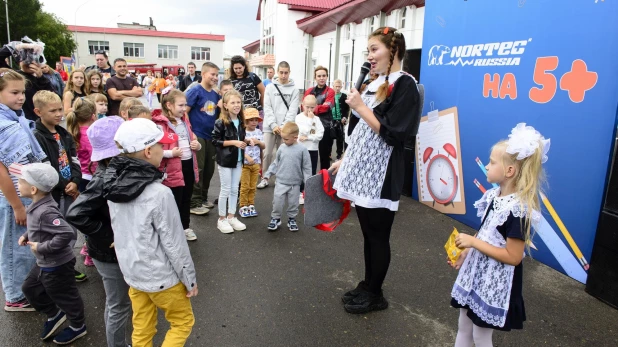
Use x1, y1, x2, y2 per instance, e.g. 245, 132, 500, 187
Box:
365, 26, 406, 102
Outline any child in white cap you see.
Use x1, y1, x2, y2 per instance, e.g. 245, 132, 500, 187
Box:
12, 162, 87, 344
102, 118, 198, 346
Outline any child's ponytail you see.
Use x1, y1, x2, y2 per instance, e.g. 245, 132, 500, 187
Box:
66, 97, 96, 147
514, 143, 546, 245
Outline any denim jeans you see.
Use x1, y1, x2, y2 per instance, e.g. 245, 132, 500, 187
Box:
217, 162, 242, 217
92, 259, 132, 347
0, 197, 36, 303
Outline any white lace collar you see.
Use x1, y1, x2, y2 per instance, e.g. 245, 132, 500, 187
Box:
366, 70, 404, 92
474, 187, 541, 227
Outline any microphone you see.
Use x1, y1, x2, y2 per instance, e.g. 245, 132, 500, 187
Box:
354, 62, 371, 91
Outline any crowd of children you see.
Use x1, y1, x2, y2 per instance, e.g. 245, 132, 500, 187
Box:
0, 30, 551, 346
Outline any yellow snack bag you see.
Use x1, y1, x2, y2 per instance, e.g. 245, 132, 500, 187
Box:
445, 228, 463, 263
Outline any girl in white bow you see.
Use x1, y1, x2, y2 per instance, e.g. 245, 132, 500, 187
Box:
448, 123, 550, 346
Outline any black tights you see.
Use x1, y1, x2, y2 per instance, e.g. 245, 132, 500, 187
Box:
356, 206, 396, 294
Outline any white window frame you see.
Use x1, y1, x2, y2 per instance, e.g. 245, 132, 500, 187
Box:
123, 42, 144, 58
368, 16, 376, 35
342, 54, 350, 89
158, 45, 178, 60
344, 24, 351, 40
399, 7, 407, 29
191, 46, 211, 61
88, 40, 109, 55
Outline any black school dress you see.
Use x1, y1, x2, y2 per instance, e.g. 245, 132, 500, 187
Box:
451, 195, 527, 331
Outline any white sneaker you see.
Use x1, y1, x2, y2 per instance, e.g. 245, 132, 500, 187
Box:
217, 219, 234, 234
257, 178, 269, 189
184, 228, 197, 241
227, 217, 246, 231
190, 206, 209, 215
299, 195, 304, 205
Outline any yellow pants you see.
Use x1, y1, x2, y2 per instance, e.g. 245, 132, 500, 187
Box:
129, 282, 195, 347
240, 163, 260, 206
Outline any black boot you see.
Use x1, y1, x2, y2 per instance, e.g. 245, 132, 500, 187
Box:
341, 280, 369, 304
344, 290, 388, 314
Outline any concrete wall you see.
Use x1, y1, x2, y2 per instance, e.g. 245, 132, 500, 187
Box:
252, 4, 425, 92
73, 32, 225, 70
305, 5, 425, 91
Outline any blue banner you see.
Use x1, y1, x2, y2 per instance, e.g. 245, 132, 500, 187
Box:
417, 0, 618, 283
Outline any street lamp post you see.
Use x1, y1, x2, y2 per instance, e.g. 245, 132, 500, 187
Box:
73, 0, 94, 66
3, 0, 10, 66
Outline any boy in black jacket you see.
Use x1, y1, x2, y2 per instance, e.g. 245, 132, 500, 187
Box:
32, 91, 87, 282
32, 91, 81, 204
66, 116, 132, 347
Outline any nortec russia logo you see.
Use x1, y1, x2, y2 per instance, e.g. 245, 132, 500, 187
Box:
428, 39, 532, 67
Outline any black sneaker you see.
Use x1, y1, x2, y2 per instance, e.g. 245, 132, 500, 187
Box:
341, 280, 369, 304
344, 291, 388, 314
41, 311, 66, 340
53, 325, 87, 345
287, 218, 299, 232
74, 270, 87, 282
268, 218, 281, 231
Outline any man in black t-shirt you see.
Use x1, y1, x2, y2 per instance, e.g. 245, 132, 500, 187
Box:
105, 58, 142, 116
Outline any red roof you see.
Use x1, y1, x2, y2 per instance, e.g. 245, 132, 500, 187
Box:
67, 25, 225, 41
242, 40, 260, 54
257, 0, 351, 20
279, 0, 350, 9
297, 0, 424, 37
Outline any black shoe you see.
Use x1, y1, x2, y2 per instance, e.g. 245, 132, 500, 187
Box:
214, 198, 218, 205
341, 280, 369, 304
344, 291, 388, 314
41, 311, 66, 340
268, 218, 281, 231
287, 218, 299, 232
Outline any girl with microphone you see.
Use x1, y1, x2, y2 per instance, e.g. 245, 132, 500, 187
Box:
331, 27, 421, 314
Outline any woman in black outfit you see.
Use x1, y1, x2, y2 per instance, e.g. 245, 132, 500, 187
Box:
331, 27, 421, 314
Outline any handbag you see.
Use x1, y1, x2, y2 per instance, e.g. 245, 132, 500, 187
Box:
304, 169, 351, 231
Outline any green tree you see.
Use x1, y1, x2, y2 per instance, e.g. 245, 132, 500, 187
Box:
0, 0, 76, 65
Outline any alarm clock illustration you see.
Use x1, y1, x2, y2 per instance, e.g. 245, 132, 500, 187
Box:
423, 143, 458, 207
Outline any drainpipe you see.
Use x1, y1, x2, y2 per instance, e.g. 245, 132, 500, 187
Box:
328, 41, 332, 86
304, 47, 308, 91
351, 39, 355, 89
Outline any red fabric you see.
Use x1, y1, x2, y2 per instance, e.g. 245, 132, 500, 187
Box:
58, 69, 68, 82
303, 86, 335, 116
151, 112, 200, 187
314, 169, 351, 232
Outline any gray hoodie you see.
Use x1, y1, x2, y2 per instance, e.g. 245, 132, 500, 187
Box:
263, 79, 300, 133
24, 194, 75, 268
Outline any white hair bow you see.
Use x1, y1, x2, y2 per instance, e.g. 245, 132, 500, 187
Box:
506, 123, 550, 163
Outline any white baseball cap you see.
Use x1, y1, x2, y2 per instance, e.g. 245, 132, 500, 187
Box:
9, 162, 59, 193
114, 118, 178, 154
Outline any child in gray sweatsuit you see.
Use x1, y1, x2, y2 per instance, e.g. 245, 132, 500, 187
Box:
265, 122, 312, 232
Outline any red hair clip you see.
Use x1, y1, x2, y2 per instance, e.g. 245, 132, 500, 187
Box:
383, 27, 389, 35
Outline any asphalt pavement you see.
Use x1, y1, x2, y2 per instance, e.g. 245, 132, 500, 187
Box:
3, 96, 618, 346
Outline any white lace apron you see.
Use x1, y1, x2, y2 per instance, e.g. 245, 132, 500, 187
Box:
451, 188, 539, 327
333, 71, 403, 211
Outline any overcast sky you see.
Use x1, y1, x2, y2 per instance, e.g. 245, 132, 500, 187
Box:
40, 0, 260, 56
